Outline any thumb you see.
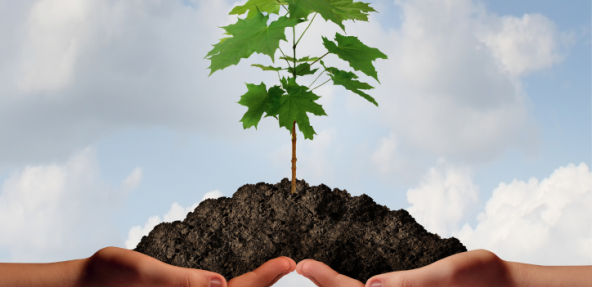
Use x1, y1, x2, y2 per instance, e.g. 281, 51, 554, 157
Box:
158, 265, 227, 287
365, 265, 443, 287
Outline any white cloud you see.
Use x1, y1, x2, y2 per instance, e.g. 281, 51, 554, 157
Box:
357, 0, 573, 161
0, 0, 264, 166
0, 147, 140, 262
125, 216, 161, 251
125, 190, 223, 250
201, 189, 224, 202
407, 161, 592, 265
476, 13, 574, 77
456, 163, 592, 265
16, 0, 89, 93
406, 159, 479, 237
122, 167, 142, 191
0, 0, 576, 166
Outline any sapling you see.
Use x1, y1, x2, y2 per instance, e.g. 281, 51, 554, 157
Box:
205, 0, 387, 194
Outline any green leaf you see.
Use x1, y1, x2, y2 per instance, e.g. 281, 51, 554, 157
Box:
229, 0, 283, 18
205, 10, 304, 75
330, 0, 376, 22
252, 64, 285, 71
320, 60, 377, 106
322, 33, 387, 82
285, 0, 346, 31
266, 77, 327, 139
288, 63, 319, 76
238, 83, 285, 129
279, 55, 320, 62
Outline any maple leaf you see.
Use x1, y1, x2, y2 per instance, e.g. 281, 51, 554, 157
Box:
238, 83, 285, 129
321, 60, 377, 106
288, 63, 319, 76
330, 0, 376, 22
229, 0, 284, 18
252, 64, 285, 71
205, 10, 303, 75
266, 77, 327, 139
285, 0, 346, 31
279, 55, 320, 62
322, 33, 387, 82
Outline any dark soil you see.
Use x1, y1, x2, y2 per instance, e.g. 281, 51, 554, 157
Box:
134, 178, 467, 283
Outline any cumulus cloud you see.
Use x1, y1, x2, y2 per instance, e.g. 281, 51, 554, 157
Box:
406, 159, 479, 237
475, 13, 574, 77
359, 0, 572, 161
122, 167, 142, 191
16, 0, 89, 93
456, 163, 591, 265
408, 162, 592, 265
0, 0, 271, 166
125, 190, 223, 249
0, 147, 140, 262
0, 0, 576, 167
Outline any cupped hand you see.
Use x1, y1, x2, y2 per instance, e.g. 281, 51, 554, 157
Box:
296, 249, 510, 287
80, 247, 296, 287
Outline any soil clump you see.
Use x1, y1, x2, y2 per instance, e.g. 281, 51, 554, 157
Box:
134, 178, 467, 283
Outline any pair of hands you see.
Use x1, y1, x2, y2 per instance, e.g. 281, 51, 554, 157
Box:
80, 247, 507, 287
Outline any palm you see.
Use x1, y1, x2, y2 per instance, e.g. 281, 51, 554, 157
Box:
80, 247, 295, 287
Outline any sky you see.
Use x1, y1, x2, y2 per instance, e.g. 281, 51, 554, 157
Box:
0, 0, 590, 285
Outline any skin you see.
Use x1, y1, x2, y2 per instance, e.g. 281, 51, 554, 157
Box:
0, 246, 296, 287
2, 248, 590, 286
296, 249, 592, 287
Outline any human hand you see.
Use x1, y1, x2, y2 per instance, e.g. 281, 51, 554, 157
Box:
296, 249, 510, 287
80, 247, 296, 287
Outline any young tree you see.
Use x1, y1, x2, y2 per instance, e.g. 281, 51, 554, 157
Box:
205, 0, 387, 194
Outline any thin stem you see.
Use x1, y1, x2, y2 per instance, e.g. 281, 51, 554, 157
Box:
296, 51, 329, 76
311, 78, 331, 91
293, 26, 296, 78
277, 70, 281, 81
308, 69, 326, 88
279, 47, 292, 70
291, 120, 297, 194
296, 13, 317, 46
276, 0, 289, 15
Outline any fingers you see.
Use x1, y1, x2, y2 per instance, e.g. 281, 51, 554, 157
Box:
229, 256, 296, 287
364, 251, 486, 287
296, 259, 364, 287
365, 259, 457, 287
122, 247, 227, 287
83, 247, 227, 287
365, 270, 416, 287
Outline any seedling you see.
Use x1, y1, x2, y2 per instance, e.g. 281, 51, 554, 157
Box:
205, 0, 387, 194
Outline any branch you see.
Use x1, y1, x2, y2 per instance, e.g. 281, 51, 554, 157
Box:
278, 47, 292, 70
276, 0, 289, 15
296, 51, 329, 76
311, 78, 331, 91
308, 69, 326, 88
293, 26, 296, 78
295, 13, 317, 47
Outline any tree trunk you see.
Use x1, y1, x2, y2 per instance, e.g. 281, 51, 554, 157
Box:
291, 120, 297, 194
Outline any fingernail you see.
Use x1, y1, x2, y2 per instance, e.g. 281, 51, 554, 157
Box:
210, 278, 222, 287
369, 280, 382, 287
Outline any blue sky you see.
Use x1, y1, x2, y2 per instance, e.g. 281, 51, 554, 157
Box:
0, 0, 590, 285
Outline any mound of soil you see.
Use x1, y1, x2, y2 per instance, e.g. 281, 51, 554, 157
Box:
134, 178, 467, 283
